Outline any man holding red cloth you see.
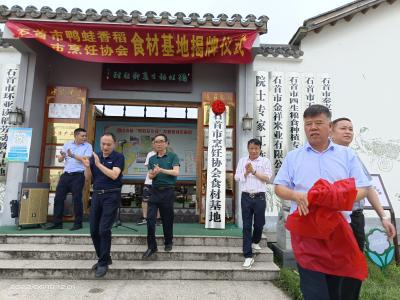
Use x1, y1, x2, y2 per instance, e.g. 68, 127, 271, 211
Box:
274, 104, 370, 300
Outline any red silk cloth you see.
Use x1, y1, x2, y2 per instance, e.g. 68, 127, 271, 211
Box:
6, 20, 258, 64
286, 178, 368, 280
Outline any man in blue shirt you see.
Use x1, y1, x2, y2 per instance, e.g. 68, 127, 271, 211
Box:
47, 128, 93, 231
142, 134, 180, 259
274, 105, 370, 300
82, 132, 124, 278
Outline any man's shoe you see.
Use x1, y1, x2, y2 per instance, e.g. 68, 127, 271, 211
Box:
252, 243, 262, 251
242, 257, 255, 269
46, 223, 63, 230
95, 265, 108, 278
69, 225, 82, 231
164, 244, 172, 252
137, 218, 147, 225
142, 248, 157, 259
91, 258, 113, 270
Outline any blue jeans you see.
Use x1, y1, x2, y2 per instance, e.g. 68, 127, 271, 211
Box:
241, 192, 266, 258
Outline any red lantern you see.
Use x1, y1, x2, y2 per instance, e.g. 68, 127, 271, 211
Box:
211, 99, 226, 115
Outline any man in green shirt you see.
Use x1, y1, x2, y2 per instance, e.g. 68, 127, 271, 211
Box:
142, 134, 180, 259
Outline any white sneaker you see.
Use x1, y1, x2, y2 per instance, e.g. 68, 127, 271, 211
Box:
242, 257, 254, 269
252, 243, 262, 251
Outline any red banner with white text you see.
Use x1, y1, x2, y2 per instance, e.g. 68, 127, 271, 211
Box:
6, 21, 258, 64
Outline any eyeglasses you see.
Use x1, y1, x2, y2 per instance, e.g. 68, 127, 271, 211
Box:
154, 140, 166, 144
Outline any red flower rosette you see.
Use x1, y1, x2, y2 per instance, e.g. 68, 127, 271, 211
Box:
211, 99, 226, 115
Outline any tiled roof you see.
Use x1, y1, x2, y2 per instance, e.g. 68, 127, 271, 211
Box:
257, 44, 304, 58
290, 0, 397, 45
0, 5, 268, 33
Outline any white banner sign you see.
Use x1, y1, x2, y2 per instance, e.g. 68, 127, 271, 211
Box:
288, 73, 301, 150
254, 71, 270, 157
205, 112, 226, 229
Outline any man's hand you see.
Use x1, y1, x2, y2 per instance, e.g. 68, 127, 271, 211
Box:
382, 218, 397, 239
82, 156, 90, 168
245, 163, 254, 175
93, 152, 101, 167
67, 149, 74, 158
294, 192, 309, 216
153, 164, 161, 175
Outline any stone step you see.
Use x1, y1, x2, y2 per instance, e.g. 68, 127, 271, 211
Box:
0, 244, 273, 262
0, 259, 280, 280
0, 234, 268, 247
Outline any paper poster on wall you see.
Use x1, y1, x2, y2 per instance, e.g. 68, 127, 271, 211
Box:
48, 103, 82, 119
95, 121, 197, 181
6, 128, 32, 162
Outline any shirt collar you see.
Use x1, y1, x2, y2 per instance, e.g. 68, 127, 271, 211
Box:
100, 150, 115, 159
305, 139, 336, 153
247, 155, 262, 162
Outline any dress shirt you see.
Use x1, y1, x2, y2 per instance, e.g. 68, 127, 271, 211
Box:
234, 155, 272, 193
63, 141, 93, 173
274, 140, 371, 222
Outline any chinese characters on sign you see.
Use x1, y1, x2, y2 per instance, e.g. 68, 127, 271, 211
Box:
271, 72, 284, 175
321, 75, 332, 111
288, 73, 301, 150
0, 65, 19, 180
254, 71, 270, 157
6, 21, 258, 64
304, 74, 315, 108
101, 64, 192, 92
205, 112, 226, 229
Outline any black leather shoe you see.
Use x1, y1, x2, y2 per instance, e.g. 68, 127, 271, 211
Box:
92, 258, 113, 270
95, 265, 108, 278
164, 244, 172, 252
69, 225, 82, 231
46, 224, 63, 230
142, 248, 157, 259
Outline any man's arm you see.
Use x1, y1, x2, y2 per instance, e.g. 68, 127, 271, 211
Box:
154, 165, 179, 177
93, 153, 122, 180
82, 157, 92, 180
366, 187, 397, 238
275, 184, 309, 216
355, 187, 368, 202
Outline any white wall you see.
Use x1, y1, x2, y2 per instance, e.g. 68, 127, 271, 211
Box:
252, 1, 400, 228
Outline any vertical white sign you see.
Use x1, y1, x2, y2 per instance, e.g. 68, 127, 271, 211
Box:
254, 71, 270, 157
288, 73, 301, 150
0, 64, 19, 214
303, 74, 316, 107
270, 72, 285, 175
205, 112, 226, 229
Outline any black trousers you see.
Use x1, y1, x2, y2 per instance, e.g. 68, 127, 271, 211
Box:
298, 264, 361, 300
241, 192, 266, 258
147, 187, 175, 250
53, 172, 85, 225
89, 192, 119, 267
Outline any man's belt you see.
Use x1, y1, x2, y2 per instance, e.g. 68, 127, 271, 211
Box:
242, 191, 265, 198
153, 186, 175, 191
64, 171, 84, 176
93, 188, 121, 195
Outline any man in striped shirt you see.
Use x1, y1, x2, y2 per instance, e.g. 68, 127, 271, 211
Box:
234, 138, 272, 269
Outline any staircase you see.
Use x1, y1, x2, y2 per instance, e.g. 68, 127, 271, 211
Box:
0, 234, 280, 280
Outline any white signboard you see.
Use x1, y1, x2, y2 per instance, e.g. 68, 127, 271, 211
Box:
365, 174, 391, 208
205, 112, 226, 229
48, 103, 82, 119
6, 128, 32, 162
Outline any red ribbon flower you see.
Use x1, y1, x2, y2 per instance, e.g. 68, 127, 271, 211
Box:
211, 99, 226, 115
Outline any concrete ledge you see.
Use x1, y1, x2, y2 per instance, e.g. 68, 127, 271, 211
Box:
269, 242, 297, 269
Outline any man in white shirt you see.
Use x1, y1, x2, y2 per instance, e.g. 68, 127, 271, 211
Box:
234, 138, 272, 269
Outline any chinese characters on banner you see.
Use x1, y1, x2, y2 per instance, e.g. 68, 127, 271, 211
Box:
254, 71, 270, 157
270, 72, 285, 175
288, 73, 301, 150
304, 74, 316, 108
0, 65, 19, 179
205, 112, 226, 229
6, 21, 258, 64
321, 75, 332, 111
